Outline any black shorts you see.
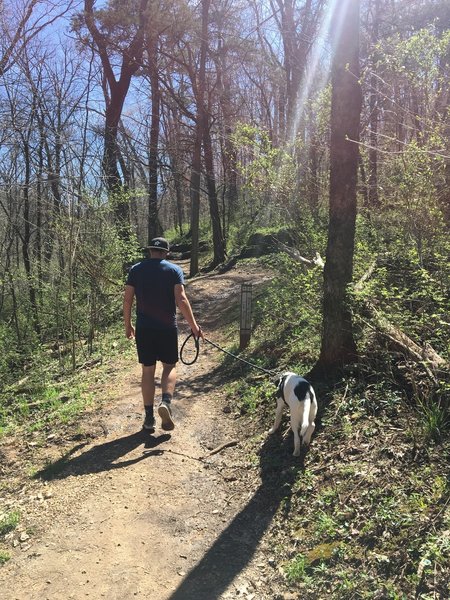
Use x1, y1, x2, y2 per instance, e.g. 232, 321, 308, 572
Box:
135, 327, 178, 366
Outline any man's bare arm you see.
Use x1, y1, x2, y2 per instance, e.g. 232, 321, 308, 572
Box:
123, 285, 136, 338
174, 284, 203, 338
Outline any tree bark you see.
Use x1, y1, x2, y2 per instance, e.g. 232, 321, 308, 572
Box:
316, 0, 362, 372
147, 32, 163, 242
367, 0, 381, 208
198, 0, 225, 267
189, 126, 202, 277
83, 0, 149, 232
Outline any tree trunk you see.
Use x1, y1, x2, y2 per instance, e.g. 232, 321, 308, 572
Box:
216, 33, 238, 239
367, 0, 380, 208
22, 141, 40, 335
147, 33, 162, 242
83, 0, 149, 233
197, 0, 225, 267
316, 0, 362, 372
202, 125, 226, 265
308, 132, 320, 219
173, 158, 185, 236
189, 126, 202, 277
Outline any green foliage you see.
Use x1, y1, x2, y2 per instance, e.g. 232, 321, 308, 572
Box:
0, 510, 20, 536
314, 510, 340, 539
0, 550, 11, 564
284, 553, 310, 584
0, 324, 23, 389
0, 191, 137, 420
378, 143, 447, 265
0, 378, 89, 436
252, 254, 323, 369
417, 394, 450, 443
377, 25, 450, 100
0, 321, 134, 437
231, 123, 295, 199
352, 209, 449, 436
230, 376, 275, 415
229, 123, 296, 234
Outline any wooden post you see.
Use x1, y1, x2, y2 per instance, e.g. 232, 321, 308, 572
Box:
240, 283, 252, 350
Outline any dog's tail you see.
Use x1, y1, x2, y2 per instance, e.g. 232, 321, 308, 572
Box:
300, 386, 317, 444
308, 386, 318, 422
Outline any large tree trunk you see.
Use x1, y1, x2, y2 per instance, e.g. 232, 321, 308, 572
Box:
316, 0, 362, 372
83, 0, 149, 233
202, 125, 226, 266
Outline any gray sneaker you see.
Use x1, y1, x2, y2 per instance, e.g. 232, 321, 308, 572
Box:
158, 402, 175, 431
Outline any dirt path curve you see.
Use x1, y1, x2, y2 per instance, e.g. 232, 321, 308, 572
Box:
1, 263, 286, 600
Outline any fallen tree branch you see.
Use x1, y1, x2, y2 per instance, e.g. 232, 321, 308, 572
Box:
279, 247, 448, 376
201, 440, 239, 459
365, 304, 446, 371
274, 238, 324, 267
354, 259, 378, 292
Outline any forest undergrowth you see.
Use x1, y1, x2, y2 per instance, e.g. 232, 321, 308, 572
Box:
1, 227, 449, 597
223, 246, 449, 599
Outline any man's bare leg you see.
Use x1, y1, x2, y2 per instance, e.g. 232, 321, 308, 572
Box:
161, 362, 176, 397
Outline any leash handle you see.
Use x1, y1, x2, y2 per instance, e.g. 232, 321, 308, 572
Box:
180, 331, 200, 365
180, 331, 277, 377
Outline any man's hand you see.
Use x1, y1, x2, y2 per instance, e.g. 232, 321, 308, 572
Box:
125, 324, 135, 339
193, 324, 205, 341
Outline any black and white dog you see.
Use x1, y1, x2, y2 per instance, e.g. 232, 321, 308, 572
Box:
269, 372, 318, 456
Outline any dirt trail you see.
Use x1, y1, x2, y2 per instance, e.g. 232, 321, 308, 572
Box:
1, 263, 286, 600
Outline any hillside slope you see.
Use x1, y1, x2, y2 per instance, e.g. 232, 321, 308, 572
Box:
1, 259, 449, 600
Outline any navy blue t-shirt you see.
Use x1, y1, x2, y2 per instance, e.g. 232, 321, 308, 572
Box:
126, 259, 184, 330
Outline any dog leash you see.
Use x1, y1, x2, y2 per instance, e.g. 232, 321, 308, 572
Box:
180, 331, 278, 377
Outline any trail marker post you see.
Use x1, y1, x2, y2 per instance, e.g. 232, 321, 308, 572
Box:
240, 283, 252, 350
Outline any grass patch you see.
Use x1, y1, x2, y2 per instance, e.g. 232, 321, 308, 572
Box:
0, 549, 11, 564
0, 510, 20, 536
284, 553, 310, 584
230, 377, 275, 415
0, 321, 135, 438
0, 381, 94, 436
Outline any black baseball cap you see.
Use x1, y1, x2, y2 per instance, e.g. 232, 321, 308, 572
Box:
148, 237, 170, 251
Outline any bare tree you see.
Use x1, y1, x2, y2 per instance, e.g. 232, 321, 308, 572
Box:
79, 0, 149, 231
0, 0, 76, 76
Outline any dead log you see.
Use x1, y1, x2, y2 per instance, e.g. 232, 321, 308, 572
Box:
280, 248, 448, 375
274, 238, 324, 268
360, 306, 446, 383
354, 260, 447, 374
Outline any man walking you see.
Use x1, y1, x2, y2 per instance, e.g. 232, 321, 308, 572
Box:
123, 237, 203, 432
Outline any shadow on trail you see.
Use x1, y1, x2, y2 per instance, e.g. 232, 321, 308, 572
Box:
167, 433, 306, 600
34, 430, 171, 481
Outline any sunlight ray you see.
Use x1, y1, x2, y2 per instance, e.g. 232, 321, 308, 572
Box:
287, 0, 349, 147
